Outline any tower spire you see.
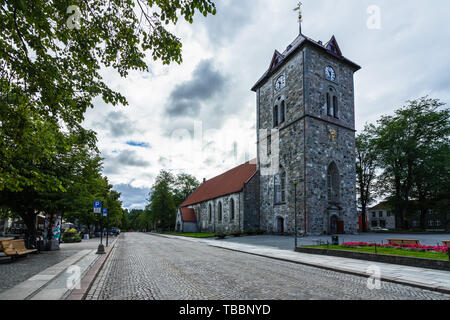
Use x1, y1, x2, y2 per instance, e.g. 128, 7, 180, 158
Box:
293, 1, 303, 34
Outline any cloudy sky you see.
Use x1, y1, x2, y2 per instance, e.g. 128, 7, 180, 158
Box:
82, 0, 450, 210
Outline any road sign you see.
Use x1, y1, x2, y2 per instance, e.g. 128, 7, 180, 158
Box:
102, 208, 108, 217
93, 201, 102, 214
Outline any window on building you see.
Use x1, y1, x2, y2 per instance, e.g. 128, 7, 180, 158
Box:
333, 95, 338, 118
267, 134, 272, 156
379, 211, 383, 218
372, 212, 376, 218
274, 174, 281, 204
281, 171, 286, 203
327, 162, 340, 203
327, 87, 338, 118
280, 100, 286, 124
273, 105, 279, 127
230, 198, 235, 222
380, 220, 386, 228
427, 209, 434, 215
371, 220, 378, 227
209, 204, 212, 223
218, 202, 222, 223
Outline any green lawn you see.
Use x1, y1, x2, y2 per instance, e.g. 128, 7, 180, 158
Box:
161, 232, 217, 238
302, 245, 450, 261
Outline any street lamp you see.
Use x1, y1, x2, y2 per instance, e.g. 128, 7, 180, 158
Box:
293, 180, 298, 248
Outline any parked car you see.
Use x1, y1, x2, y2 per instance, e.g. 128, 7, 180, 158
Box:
371, 227, 389, 231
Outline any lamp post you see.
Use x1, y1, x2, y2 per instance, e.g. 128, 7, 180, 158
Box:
293, 180, 298, 248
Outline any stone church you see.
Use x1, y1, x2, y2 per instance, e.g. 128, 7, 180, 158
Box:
176, 21, 360, 236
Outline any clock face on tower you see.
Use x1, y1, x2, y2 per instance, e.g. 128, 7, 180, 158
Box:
274, 74, 286, 92
325, 66, 336, 81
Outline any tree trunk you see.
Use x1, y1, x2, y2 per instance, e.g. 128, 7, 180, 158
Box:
21, 210, 38, 249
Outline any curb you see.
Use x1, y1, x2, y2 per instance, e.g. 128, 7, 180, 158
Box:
65, 236, 120, 300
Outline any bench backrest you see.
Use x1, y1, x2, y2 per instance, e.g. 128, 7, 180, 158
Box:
12, 239, 27, 251
387, 239, 420, 245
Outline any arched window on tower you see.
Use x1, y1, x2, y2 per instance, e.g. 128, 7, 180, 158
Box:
280, 100, 286, 124
333, 95, 338, 118
327, 87, 338, 118
209, 204, 212, 223
273, 105, 279, 127
218, 202, 222, 223
327, 162, 340, 204
274, 167, 286, 204
230, 198, 235, 222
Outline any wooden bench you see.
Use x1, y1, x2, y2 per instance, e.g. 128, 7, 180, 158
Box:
442, 240, 450, 246
0, 239, 37, 258
387, 238, 421, 245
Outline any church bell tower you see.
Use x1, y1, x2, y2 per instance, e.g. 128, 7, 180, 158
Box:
251, 5, 361, 236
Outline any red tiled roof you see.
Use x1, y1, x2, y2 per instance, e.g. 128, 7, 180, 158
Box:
180, 208, 196, 222
181, 160, 257, 207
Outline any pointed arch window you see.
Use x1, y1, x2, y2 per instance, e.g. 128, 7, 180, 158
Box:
218, 202, 223, 223
327, 87, 338, 118
273, 105, 279, 127
280, 100, 286, 124
274, 167, 286, 204
209, 204, 212, 223
230, 198, 235, 222
327, 162, 340, 204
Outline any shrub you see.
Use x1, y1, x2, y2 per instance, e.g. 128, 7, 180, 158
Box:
231, 232, 242, 237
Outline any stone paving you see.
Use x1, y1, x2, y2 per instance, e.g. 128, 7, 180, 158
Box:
0, 238, 102, 295
86, 233, 450, 300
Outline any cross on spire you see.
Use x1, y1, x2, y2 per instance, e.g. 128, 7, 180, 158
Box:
293, 1, 303, 34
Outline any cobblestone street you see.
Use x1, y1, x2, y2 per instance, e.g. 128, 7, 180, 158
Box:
86, 233, 450, 300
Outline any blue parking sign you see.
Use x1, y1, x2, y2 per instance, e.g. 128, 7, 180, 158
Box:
93, 201, 102, 213
102, 208, 108, 217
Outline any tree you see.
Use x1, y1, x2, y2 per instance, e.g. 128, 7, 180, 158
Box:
0, 0, 217, 214
355, 125, 378, 232
373, 97, 449, 229
173, 173, 200, 207
1, 0, 216, 125
150, 170, 176, 230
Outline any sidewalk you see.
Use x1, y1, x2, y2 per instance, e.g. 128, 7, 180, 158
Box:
0, 237, 118, 300
151, 233, 450, 294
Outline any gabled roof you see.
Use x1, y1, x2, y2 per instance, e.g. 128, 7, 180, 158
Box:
181, 160, 257, 207
324, 35, 342, 57
180, 208, 196, 222
268, 50, 285, 73
369, 201, 391, 211
251, 34, 360, 91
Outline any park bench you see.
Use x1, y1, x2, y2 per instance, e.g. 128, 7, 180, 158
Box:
0, 239, 37, 258
442, 240, 450, 246
387, 238, 421, 245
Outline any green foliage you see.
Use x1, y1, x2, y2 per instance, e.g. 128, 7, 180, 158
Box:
371, 96, 450, 229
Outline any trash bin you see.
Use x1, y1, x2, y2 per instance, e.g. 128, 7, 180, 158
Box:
332, 236, 339, 246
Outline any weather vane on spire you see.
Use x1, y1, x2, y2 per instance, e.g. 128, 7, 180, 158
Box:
293, 1, 303, 34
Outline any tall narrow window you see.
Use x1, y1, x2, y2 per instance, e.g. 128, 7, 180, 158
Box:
218, 202, 222, 223
273, 105, 279, 127
230, 198, 235, 222
326, 93, 331, 116
333, 96, 338, 118
280, 100, 285, 123
267, 134, 272, 156
281, 171, 286, 203
209, 204, 212, 223
327, 162, 340, 203
274, 174, 281, 204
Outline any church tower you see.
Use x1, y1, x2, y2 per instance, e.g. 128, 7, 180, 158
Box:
251, 11, 361, 236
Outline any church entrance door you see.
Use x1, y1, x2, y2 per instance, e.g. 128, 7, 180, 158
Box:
276, 217, 284, 234
330, 215, 338, 235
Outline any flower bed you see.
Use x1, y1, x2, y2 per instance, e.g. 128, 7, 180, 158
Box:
341, 242, 449, 254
